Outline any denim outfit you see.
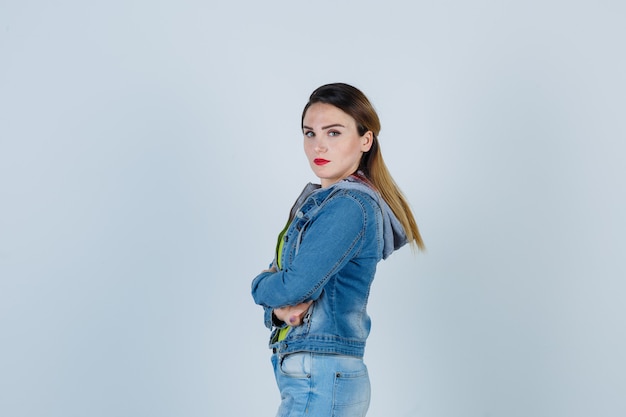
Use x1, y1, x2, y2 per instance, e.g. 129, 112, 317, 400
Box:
251, 174, 407, 417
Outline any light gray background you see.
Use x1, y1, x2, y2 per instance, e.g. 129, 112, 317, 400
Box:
1, 1, 624, 416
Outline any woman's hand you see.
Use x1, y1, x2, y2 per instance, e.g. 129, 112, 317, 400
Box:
274, 301, 313, 326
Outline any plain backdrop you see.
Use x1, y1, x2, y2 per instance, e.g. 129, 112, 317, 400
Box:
1, 1, 625, 416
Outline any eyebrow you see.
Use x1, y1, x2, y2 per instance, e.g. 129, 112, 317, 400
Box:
302, 123, 346, 130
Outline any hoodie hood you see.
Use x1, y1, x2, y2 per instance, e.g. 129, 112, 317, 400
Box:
292, 174, 408, 260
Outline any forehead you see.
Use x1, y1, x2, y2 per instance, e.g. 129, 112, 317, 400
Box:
303, 103, 355, 126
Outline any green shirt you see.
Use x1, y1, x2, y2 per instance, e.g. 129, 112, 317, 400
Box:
276, 221, 291, 341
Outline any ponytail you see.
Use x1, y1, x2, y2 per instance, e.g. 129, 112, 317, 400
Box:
361, 137, 425, 250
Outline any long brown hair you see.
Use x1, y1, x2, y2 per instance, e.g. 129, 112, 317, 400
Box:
302, 83, 425, 250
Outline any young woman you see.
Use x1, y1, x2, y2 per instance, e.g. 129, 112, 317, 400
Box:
251, 83, 424, 417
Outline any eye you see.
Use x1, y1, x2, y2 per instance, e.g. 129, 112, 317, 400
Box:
304, 130, 315, 138
328, 130, 340, 137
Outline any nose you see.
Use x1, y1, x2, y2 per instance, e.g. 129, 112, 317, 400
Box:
314, 137, 327, 153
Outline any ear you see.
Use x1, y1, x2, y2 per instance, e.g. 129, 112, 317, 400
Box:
360, 131, 374, 152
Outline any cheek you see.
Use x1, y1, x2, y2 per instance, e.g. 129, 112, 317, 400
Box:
303, 141, 315, 156
348, 142, 365, 159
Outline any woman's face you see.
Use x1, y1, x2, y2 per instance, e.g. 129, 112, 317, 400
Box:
302, 103, 373, 188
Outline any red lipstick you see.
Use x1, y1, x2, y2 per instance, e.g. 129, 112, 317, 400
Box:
314, 158, 330, 166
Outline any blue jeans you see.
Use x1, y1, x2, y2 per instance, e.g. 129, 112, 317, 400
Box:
271, 352, 371, 417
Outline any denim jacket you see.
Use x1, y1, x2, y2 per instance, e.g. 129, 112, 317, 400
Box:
251, 174, 408, 358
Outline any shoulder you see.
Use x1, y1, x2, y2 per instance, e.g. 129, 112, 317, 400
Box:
321, 188, 381, 220
331, 187, 377, 203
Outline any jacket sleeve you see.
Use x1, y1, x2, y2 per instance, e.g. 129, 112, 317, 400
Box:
251, 193, 367, 309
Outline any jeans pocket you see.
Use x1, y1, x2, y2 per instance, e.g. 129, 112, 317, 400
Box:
279, 353, 312, 379
332, 359, 370, 414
